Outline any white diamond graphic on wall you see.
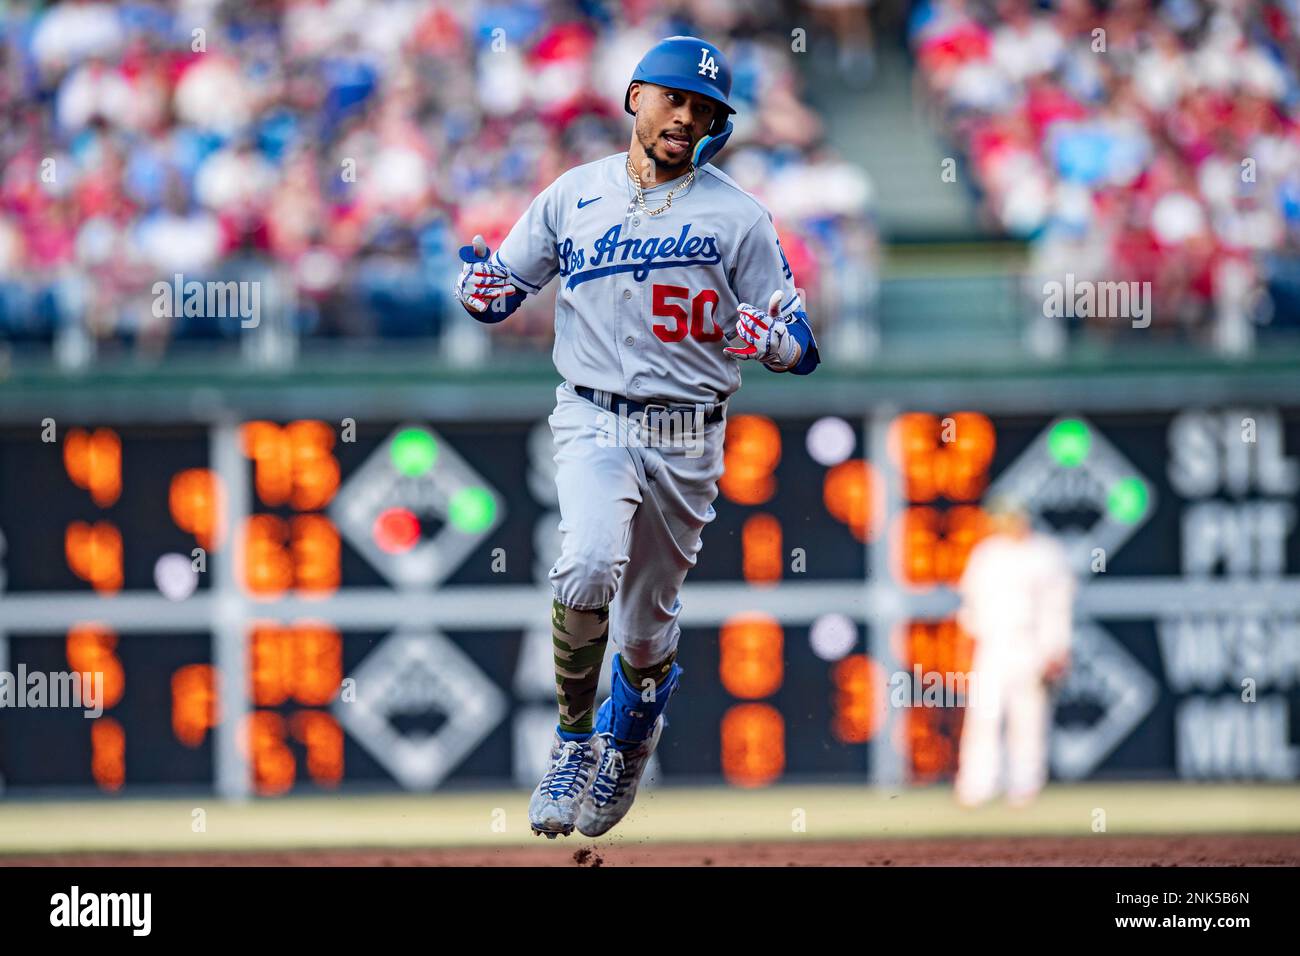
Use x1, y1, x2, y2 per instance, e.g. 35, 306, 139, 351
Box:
987, 415, 1155, 575
335, 629, 507, 790
1051, 622, 1158, 780
330, 424, 504, 588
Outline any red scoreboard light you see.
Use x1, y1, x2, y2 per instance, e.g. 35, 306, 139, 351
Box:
373, 507, 421, 554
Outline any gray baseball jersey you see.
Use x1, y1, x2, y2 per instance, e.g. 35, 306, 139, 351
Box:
496, 152, 807, 405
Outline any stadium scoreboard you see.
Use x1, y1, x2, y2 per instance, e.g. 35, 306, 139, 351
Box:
1, 404, 1297, 796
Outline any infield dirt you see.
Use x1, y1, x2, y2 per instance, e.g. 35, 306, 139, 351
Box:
4, 833, 1297, 866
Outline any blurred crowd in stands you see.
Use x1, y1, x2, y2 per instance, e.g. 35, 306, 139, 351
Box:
913, 0, 1300, 347
0, 0, 876, 362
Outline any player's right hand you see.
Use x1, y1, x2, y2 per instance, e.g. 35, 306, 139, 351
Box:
453, 234, 517, 315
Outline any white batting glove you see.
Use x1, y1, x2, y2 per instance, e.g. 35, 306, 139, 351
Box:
453, 234, 517, 315
724, 290, 801, 370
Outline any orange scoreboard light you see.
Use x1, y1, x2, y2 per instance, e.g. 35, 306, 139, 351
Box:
883, 411, 996, 782
887, 412, 994, 589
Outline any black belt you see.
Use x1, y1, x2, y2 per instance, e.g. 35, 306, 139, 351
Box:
574, 385, 726, 425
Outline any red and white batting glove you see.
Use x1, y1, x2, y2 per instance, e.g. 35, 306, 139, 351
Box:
723, 290, 801, 370
453, 234, 517, 315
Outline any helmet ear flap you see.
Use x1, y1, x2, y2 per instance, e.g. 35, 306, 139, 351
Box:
692, 120, 733, 167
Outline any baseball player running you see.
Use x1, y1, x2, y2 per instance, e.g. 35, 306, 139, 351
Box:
453, 36, 820, 838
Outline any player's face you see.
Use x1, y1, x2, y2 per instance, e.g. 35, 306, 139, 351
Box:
631, 83, 718, 172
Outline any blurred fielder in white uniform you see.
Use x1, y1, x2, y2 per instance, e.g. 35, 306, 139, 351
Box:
955, 497, 1074, 807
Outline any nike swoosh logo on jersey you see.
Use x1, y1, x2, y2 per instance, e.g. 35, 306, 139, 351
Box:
576, 196, 602, 209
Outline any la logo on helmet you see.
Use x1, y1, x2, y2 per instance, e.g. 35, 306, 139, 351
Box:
697, 48, 719, 79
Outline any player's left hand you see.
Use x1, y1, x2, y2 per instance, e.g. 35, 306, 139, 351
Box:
724, 290, 800, 369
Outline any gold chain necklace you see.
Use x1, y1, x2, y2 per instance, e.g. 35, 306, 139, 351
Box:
627, 156, 695, 217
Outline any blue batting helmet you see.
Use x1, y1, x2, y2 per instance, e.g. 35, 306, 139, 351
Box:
624, 35, 735, 167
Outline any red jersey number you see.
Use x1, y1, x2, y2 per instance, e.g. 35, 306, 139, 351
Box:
652, 285, 724, 343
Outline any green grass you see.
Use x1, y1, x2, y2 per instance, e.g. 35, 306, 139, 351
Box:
1, 782, 1297, 855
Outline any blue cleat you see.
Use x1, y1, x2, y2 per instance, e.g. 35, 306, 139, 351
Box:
577, 655, 681, 838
